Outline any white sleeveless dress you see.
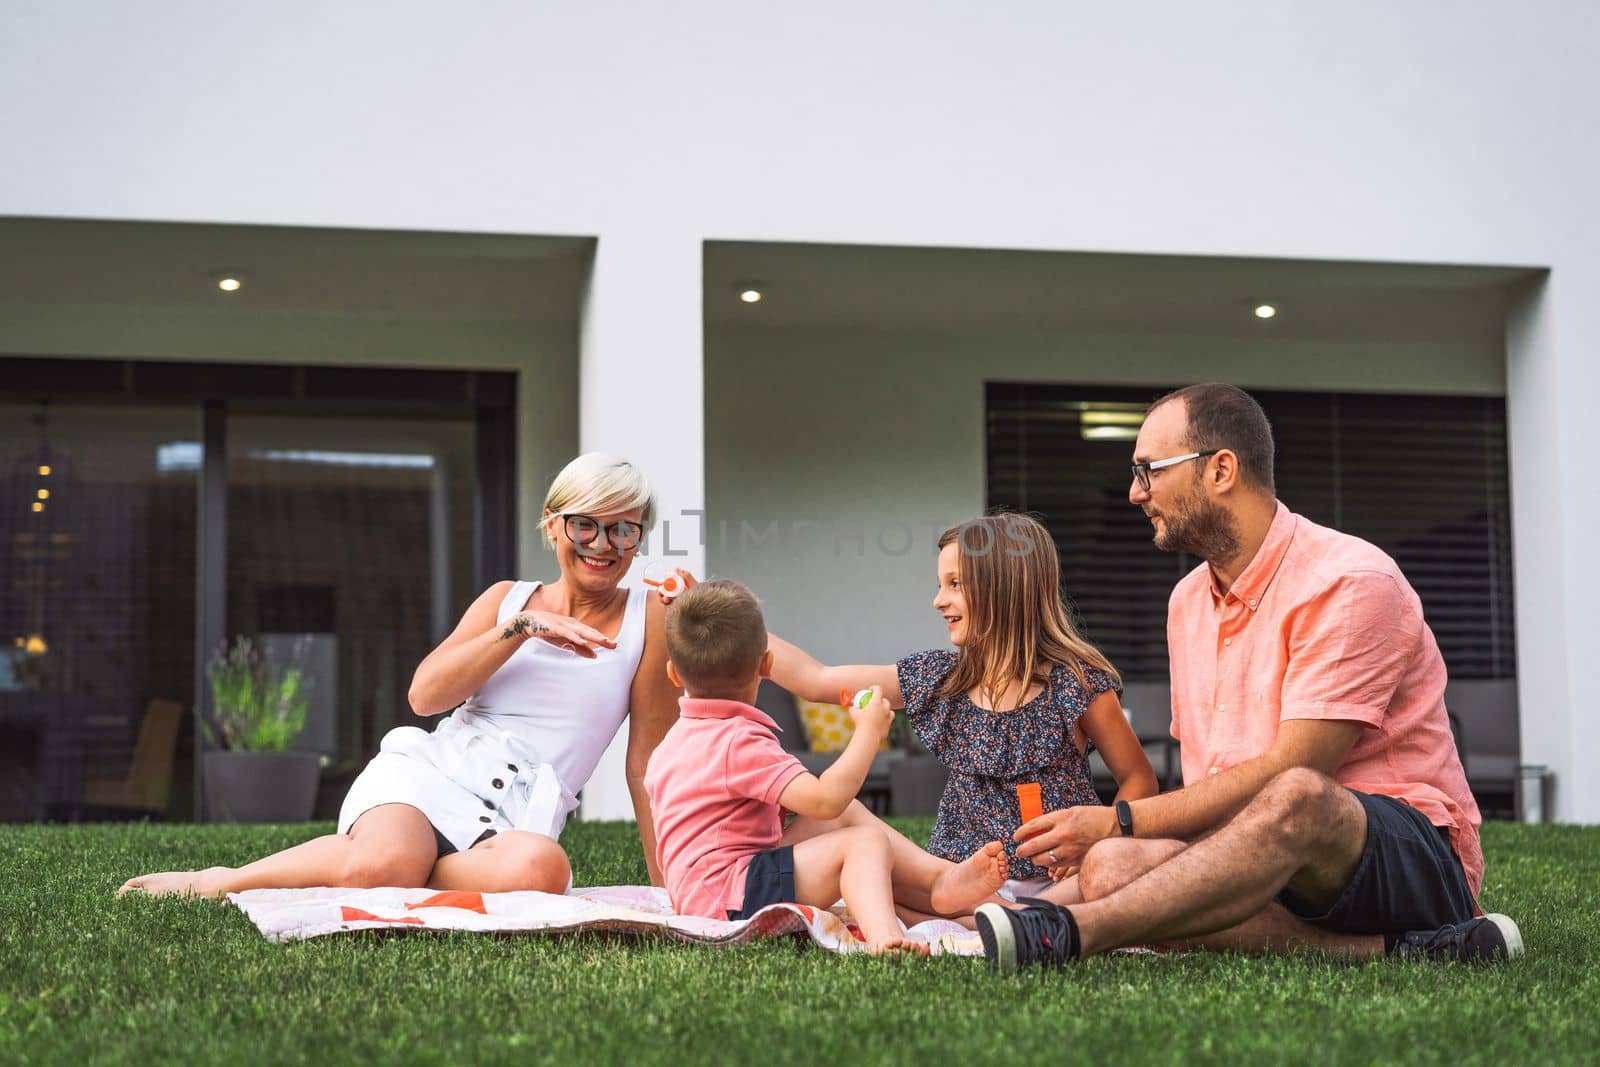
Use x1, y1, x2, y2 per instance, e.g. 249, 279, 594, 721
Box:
337, 580, 649, 851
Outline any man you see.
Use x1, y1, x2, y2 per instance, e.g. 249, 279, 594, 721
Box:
976, 383, 1521, 973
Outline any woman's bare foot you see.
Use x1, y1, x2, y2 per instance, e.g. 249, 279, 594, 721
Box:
117, 866, 234, 899
867, 936, 931, 957
929, 841, 1008, 915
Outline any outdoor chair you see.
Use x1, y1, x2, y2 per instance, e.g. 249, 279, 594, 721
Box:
49, 698, 183, 821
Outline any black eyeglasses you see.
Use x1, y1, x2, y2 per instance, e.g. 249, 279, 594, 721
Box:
561, 513, 645, 552
1131, 449, 1220, 493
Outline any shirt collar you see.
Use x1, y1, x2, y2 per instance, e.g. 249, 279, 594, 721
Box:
1210, 500, 1296, 612
678, 696, 783, 732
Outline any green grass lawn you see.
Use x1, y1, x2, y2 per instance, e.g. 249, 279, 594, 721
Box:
2, 820, 1596, 1066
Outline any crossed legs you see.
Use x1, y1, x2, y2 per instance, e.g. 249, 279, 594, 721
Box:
118, 803, 570, 898
783, 800, 1008, 918
1036, 768, 1384, 958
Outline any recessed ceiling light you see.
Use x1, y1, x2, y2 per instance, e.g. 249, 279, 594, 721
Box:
36, 489, 48, 500
215, 274, 243, 293
37, 465, 50, 477
1254, 304, 1277, 319
31, 502, 44, 513
739, 288, 763, 303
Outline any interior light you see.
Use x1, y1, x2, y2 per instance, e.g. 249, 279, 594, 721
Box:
31, 502, 44, 513
37, 465, 50, 477
36, 489, 49, 500
1071, 401, 1148, 442
23, 633, 47, 656
217, 276, 243, 293
739, 289, 763, 304
1254, 304, 1277, 319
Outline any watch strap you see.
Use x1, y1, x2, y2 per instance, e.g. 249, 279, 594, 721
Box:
1115, 799, 1134, 837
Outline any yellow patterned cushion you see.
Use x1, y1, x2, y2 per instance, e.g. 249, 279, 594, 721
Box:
796, 698, 892, 754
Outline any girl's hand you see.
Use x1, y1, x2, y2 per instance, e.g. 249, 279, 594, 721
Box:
500, 611, 617, 658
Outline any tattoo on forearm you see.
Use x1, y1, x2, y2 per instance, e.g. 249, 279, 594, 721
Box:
501, 615, 550, 641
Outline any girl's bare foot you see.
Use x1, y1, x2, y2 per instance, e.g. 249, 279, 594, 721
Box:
867, 936, 931, 957
117, 866, 233, 899
929, 841, 1008, 914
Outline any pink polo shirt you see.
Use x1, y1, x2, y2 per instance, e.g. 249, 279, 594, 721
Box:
1168, 502, 1484, 896
643, 696, 809, 919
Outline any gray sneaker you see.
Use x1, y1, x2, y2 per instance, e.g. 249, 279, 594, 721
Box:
1393, 914, 1524, 963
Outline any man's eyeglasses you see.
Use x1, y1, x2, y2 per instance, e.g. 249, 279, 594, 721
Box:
1131, 450, 1220, 493
561, 513, 646, 552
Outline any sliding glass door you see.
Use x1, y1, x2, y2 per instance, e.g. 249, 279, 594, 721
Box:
0, 358, 515, 822
224, 414, 476, 815
0, 403, 199, 820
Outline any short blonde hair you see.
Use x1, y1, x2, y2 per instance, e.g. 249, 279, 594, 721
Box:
540, 453, 656, 547
665, 580, 768, 699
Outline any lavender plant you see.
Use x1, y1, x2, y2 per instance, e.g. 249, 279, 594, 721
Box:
204, 636, 311, 752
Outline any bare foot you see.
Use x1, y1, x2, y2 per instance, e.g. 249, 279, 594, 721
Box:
867, 936, 931, 957
117, 866, 233, 899
929, 841, 1008, 915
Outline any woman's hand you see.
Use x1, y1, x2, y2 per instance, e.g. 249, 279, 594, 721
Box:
500, 610, 617, 658
654, 568, 697, 607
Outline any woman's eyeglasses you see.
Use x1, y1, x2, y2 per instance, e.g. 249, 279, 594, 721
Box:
561, 513, 645, 552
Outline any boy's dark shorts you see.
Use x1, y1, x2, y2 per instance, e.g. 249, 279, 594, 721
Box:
726, 845, 797, 920
1277, 790, 1476, 935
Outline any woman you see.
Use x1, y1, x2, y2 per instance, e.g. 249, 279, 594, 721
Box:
121, 453, 681, 898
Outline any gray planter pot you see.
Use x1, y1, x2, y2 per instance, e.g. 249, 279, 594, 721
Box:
202, 750, 321, 823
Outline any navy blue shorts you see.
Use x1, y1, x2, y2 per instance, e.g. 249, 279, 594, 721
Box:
726, 846, 797, 920
432, 824, 496, 858
1277, 790, 1476, 935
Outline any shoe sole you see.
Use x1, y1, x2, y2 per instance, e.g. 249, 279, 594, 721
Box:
975, 903, 1017, 976
1485, 913, 1524, 961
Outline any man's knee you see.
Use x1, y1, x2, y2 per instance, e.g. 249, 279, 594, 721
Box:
1079, 837, 1183, 900
1253, 767, 1347, 845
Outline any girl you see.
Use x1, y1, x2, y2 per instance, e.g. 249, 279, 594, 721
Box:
769, 513, 1159, 899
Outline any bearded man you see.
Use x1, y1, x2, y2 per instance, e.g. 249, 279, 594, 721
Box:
976, 383, 1522, 972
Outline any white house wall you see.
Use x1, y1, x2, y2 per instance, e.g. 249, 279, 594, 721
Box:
1, 2, 1594, 819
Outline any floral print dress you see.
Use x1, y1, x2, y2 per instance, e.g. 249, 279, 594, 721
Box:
895, 648, 1116, 881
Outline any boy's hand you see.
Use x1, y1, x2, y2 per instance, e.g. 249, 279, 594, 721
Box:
848, 685, 894, 742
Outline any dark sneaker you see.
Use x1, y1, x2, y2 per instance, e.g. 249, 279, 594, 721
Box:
1393, 914, 1524, 963
975, 898, 1081, 976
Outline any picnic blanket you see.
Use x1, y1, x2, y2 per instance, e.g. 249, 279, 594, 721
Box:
228, 884, 985, 956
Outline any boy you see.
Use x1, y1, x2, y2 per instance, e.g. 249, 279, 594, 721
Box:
644, 579, 1005, 955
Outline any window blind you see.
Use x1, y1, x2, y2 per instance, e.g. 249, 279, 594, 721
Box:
986, 384, 1516, 683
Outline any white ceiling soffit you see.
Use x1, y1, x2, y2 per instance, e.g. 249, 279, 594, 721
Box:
703, 240, 1543, 340
0, 217, 595, 322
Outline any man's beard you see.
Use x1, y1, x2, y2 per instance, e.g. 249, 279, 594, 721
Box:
1151, 487, 1241, 565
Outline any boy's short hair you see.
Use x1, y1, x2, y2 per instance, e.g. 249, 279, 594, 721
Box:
664, 580, 768, 698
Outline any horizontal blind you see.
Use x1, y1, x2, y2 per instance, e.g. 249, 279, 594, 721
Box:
985, 383, 1516, 682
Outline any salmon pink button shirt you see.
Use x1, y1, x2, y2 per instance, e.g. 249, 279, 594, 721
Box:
1168, 502, 1484, 896
644, 696, 808, 920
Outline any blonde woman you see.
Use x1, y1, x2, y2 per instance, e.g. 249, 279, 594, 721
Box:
770, 513, 1159, 900
121, 454, 682, 898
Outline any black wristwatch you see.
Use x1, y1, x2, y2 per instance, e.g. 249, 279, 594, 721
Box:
1115, 799, 1135, 838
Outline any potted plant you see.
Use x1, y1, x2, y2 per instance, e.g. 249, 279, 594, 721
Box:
201, 636, 321, 823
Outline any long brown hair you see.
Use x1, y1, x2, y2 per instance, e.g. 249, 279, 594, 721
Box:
935, 513, 1121, 706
